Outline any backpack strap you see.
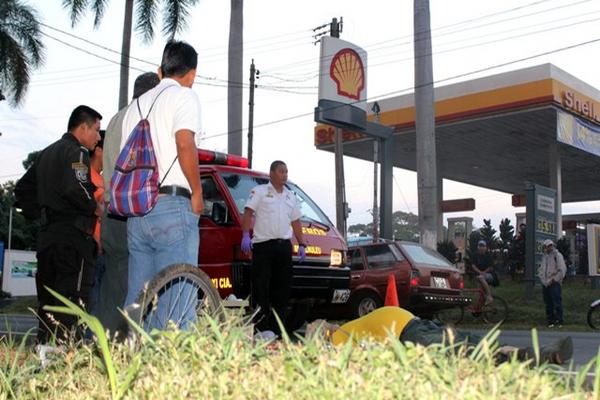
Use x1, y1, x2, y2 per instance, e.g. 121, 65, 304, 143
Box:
159, 156, 179, 188
136, 85, 176, 120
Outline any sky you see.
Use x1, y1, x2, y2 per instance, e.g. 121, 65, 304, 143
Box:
2, 0, 600, 234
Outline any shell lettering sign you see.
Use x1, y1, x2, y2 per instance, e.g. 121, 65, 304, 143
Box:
319, 36, 368, 110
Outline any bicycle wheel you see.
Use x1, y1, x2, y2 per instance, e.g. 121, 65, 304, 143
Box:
587, 304, 600, 330
130, 263, 222, 332
482, 295, 508, 324
434, 306, 465, 325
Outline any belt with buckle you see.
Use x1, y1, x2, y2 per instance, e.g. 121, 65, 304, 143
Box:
158, 185, 191, 199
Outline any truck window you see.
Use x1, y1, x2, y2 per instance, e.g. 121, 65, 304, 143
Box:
364, 244, 397, 269
349, 249, 364, 271
219, 172, 333, 227
201, 176, 230, 222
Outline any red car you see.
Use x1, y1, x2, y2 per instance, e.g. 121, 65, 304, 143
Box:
331, 241, 469, 318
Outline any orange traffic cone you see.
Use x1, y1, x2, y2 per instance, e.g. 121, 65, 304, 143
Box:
384, 273, 400, 307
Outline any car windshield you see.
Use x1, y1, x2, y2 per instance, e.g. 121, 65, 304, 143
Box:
219, 172, 333, 227
399, 243, 453, 268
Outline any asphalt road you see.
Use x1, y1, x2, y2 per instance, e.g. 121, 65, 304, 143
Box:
1, 314, 599, 367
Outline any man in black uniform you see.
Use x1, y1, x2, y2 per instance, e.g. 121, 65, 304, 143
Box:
35, 105, 103, 342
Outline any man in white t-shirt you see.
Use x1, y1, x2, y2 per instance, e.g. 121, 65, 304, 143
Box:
120, 40, 203, 330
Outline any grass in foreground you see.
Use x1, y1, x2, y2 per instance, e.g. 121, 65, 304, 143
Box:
1, 298, 599, 400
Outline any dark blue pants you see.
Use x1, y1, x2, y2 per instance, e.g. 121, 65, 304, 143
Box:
542, 282, 563, 325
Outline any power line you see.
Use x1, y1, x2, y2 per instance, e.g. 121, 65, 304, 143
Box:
260, 12, 600, 85
202, 36, 600, 140
262, 0, 591, 75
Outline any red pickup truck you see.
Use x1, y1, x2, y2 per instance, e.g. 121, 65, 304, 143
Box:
196, 149, 350, 326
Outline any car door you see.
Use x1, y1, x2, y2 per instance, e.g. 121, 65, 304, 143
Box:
348, 248, 366, 290
363, 244, 407, 300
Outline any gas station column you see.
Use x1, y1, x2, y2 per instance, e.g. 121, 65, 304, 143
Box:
437, 169, 444, 240
549, 142, 563, 236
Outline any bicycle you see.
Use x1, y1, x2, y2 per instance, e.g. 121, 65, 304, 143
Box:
436, 283, 508, 325
587, 298, 600, 330
126, 263, 223, 334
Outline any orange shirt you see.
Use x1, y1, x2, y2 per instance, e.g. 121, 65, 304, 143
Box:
91, 168, 104, 246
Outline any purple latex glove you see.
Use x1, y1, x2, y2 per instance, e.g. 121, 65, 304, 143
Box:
241, 232, 252, 254
298, 244, 306, 263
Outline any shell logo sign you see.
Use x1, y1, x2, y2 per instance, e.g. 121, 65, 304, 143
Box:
330, 48, 365, 100
319, 36, 368, 110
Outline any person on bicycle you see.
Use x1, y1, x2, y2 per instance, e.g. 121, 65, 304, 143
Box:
471, 240, 495, 305
306, 306, 573, 365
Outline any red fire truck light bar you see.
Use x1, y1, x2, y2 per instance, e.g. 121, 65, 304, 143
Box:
197, 149, 249, 168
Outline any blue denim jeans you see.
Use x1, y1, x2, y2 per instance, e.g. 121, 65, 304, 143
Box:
542, 282, 563, 325
124, 195, 200, 331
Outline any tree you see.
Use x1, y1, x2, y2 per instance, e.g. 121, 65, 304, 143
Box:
0, 0, 45, 106
61, 0, 199, 110
437, 240, 458, 263
227, 0, 243, 155
498, 218, 514, 251
465, 230, 482, 263
479, 219, 498, 250
0, 180, 39, 251
348, 210, 419, 242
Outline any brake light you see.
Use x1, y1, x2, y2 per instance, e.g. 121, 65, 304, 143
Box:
410, 270, 420, 287
459, 279, 464, 290
197, 149, 249, 168
410, 277, 419, 287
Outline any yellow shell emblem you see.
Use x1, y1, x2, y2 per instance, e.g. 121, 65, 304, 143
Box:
330, 48, 365, 100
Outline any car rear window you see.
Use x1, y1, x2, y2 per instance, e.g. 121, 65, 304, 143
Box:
399, 243, 453, 268
364, 244, 397, 269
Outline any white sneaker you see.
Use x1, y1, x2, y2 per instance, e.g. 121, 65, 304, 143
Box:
254, 330, 277, 343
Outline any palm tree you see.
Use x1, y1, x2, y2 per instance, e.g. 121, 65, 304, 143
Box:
0, 0, 45, 106
227, 0, 243, 156
62, 0, 199, 110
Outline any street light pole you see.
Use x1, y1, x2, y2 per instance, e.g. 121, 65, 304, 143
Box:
8, 207, 13, 251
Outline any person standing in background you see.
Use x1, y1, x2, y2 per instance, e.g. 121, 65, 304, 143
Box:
89, 130, 105, 315
539, 239, 567, 328
97, 72, 160, 336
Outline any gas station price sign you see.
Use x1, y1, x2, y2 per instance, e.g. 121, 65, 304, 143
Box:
525, 184, 557, 293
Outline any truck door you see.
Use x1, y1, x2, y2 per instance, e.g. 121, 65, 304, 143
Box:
199, 174, 240, 297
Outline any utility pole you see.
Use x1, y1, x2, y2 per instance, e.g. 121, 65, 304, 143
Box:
326, 16, 349, 238
247, 59, 258, 168
414, 0, 438, 249
372, 102, 381, 243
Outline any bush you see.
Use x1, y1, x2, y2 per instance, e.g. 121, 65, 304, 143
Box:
437, 240, 458, 264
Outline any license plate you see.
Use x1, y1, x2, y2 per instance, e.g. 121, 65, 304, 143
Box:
332, 289, 350, 304
432, 277, 449, 289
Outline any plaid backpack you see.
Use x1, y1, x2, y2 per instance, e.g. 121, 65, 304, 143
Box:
108, 87, 177, 217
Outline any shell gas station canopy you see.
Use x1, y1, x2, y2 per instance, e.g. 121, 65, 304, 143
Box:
315, 63, 600, 203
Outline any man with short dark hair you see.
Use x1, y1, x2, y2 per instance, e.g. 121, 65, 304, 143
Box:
97, 72, 160, 335
120, 41, 203, 330
35, 105, 103, 342
241, 161, 306, 338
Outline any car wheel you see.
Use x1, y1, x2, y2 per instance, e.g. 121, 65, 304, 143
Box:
353, 291, 382, 318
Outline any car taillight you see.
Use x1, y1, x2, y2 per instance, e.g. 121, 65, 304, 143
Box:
197, 149, 249, 168
410, 270, 419, 287
459, 279, 464, 290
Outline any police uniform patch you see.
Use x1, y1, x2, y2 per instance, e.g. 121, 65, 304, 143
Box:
72, 162, 88, 182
